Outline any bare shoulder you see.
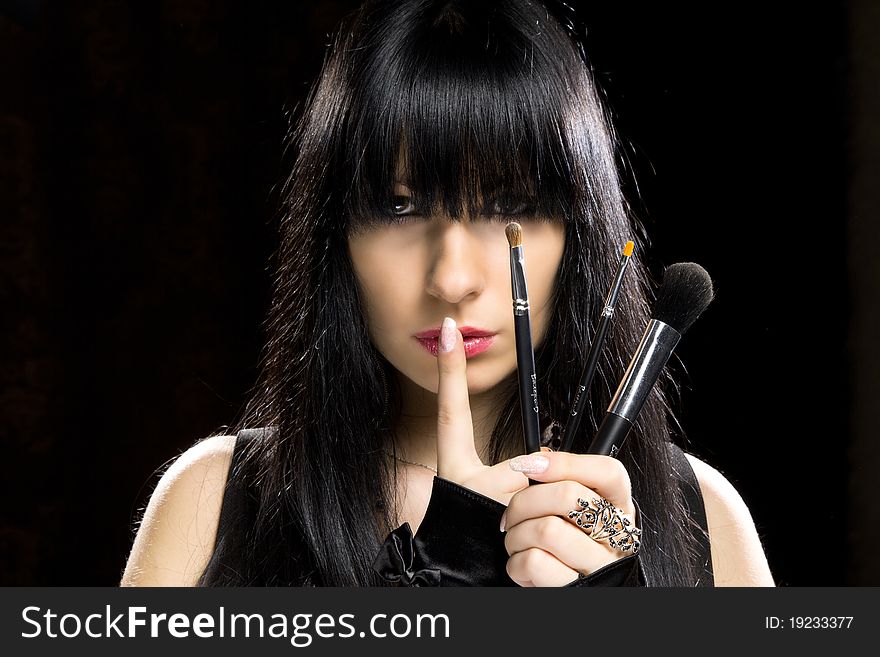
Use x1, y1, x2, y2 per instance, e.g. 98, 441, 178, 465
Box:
120, 433, 237, 587
684, 453, 776, 587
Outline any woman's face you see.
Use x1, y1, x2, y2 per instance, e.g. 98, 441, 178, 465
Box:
348, 183, 566, 396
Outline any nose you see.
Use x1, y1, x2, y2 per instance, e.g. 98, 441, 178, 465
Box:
425, 220, 486, 304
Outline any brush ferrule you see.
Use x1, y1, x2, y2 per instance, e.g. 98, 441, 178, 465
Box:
607, 319, 681, 422
509, 246, 529, 314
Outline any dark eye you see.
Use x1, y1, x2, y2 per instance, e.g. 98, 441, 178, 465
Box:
392, 195, 416, 216
486, 196, 536, 217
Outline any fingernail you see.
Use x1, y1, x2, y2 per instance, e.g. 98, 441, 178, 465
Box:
509, 454, 549, 474
499, 511, 507, 533
440, 316, 456, 353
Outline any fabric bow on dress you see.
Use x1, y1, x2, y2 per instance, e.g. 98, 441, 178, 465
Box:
373, 523, 442, 587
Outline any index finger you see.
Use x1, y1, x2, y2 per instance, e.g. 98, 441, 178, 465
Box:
508, 451, 632, 507
436, 317, 482, 478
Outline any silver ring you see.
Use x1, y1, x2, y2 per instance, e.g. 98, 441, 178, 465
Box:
568, 497, 641, 555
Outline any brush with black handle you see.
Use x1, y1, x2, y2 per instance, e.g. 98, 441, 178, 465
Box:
587, 262, 715, 457
505, 222, 542, 468
560, 240, 634, 453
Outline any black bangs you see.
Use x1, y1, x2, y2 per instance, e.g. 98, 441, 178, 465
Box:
334, 0, 592, 234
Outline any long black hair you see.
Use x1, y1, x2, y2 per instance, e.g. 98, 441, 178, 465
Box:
199, 0, 705, 587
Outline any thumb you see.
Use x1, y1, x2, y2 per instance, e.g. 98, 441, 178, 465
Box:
436, 316, 482, 479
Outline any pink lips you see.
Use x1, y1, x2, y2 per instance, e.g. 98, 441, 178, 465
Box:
414, 325, 497, 359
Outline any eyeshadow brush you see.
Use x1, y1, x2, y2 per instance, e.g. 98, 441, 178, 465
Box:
505, 222, 542, 484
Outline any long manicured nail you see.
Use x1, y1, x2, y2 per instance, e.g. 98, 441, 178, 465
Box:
440, 316, 456, 353
509, 454, 549, 474
499, 510, 508, 533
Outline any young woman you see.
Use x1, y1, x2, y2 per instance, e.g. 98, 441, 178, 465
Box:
121, 0, 774, 587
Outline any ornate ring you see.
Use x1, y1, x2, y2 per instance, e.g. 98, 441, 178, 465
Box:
568, 497, 641, 556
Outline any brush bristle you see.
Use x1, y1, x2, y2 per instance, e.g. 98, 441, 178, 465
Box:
505, 222, 523, 248
652, 263, 715, 335
623, 241, 634, 257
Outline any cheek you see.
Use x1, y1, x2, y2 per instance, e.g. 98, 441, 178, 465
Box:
348, 235, 420, 331
528, 227, 566, 336
530, 228, 565, 289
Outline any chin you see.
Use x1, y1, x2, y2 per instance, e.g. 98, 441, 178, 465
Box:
462, 368, 506, 395
409, 361, 512, 396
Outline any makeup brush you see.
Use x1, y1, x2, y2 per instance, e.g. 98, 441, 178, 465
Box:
560, 241, 634, 453
506, 222, 542, 467
587, 262, 715, 457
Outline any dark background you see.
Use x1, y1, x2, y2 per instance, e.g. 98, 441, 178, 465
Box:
1, 0, 875, 586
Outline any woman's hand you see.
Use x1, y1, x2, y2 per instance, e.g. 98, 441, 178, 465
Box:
422, 317, 640, 587
500, 451, 638, 586
435, 318, 530, 504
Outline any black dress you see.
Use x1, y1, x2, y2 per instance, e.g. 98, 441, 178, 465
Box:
199, 427, 714, 587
